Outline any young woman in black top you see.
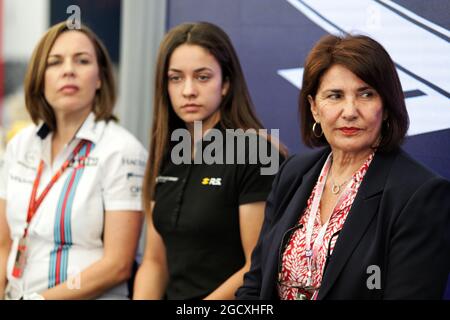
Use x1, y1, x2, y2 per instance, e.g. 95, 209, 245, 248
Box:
133, 22, 286, 300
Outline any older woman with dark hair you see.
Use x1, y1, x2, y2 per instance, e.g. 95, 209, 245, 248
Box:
236, 34, 450, 300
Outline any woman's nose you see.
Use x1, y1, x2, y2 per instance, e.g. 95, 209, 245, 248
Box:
182, 78, 197, 97
342, 96, 358, 120
62, 60, 75, 77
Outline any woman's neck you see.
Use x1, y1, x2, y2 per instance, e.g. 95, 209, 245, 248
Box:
54, 109, 90, 143
186, 113, 220, 138
51, 109, 91, 162
186, 114, 221, 154
330, 148, 372, 181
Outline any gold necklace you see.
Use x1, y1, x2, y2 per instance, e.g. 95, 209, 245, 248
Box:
330, 178, 352, 194
329, 166, 353, 194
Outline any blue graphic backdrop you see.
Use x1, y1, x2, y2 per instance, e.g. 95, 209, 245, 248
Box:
168, 0, 450, 180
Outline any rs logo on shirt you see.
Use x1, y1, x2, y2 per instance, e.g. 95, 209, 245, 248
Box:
201, 177, 222, 186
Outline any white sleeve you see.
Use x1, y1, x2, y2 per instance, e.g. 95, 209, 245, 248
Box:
101, 139, 148, 212
0, 140, 14, 200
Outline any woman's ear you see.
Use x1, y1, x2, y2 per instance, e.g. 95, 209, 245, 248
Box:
221, 78, 230, 96
308, 95, 320, 122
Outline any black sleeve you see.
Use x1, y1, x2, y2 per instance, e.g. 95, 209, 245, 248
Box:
237, 136, 286, 205
384, 177, 450, 299
237, 163, 278, 205
236, 155, 293, 299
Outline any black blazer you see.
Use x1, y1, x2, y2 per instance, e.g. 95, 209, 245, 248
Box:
236, 148, 450, 299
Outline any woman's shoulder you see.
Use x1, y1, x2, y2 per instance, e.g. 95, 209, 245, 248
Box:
9, 124, 39, 142
380, 148, 450, 202
390, 148, 446, 184
279, 148, 329, 177
265, 147, 329, 193
4, 124, 40, 154
101, 121, 147, 154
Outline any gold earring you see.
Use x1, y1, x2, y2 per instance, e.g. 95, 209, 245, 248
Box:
312, 122, 323, 138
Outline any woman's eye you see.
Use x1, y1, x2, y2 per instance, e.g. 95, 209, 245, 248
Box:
360, 91, 374, 98
77, 58, 90, 64
327, 93, 341, 100
197, 75, 210, 81
46, 60, 60, 67
168, 75, 181, 82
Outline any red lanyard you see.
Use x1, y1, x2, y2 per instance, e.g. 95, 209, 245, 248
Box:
22, 139, 88, 238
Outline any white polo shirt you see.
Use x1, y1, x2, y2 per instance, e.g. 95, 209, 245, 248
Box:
0, 113, 147, 299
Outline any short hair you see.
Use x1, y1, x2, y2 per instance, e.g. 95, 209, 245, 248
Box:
24, 22, 117, 131
299, 34, 409, 152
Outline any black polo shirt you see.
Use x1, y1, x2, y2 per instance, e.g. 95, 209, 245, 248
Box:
153, 126, 283, 299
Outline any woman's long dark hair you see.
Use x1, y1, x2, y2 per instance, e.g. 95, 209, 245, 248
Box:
143, 22, 287, 213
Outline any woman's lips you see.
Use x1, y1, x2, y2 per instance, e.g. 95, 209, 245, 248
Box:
339, 127, 361, 135
182, 104, 201, 112
60, 85, 79, 94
